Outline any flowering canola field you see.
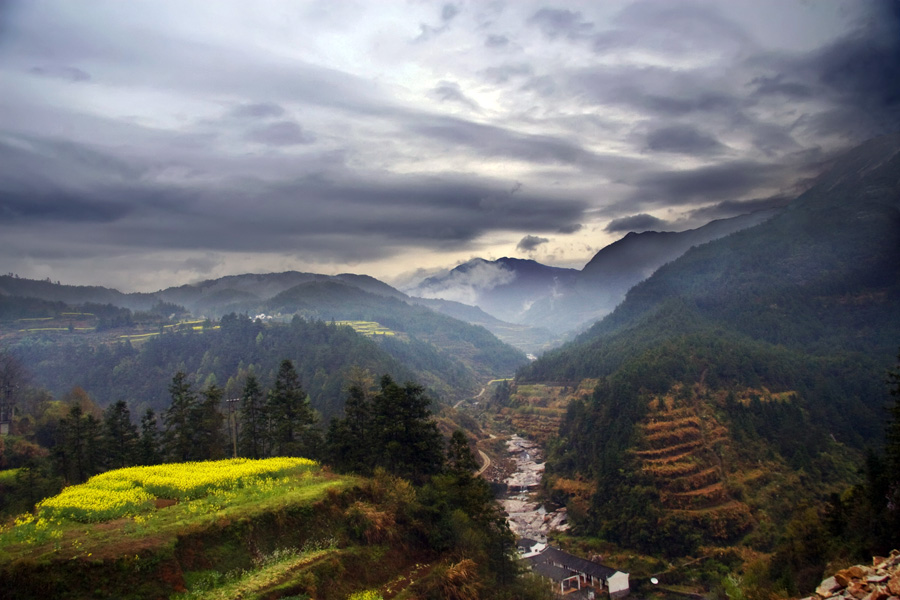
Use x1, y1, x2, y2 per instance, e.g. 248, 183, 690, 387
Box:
34, 457, 318, 523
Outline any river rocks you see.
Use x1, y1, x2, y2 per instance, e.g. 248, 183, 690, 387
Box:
817, 577, 841, 598
505, 435, 544, 491
497, 435, 569, 541
807, 550, 900, 600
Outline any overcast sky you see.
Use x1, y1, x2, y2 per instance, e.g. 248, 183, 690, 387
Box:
1, 0, 898, 292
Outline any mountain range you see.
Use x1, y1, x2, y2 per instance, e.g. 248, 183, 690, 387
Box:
0, 204, 779, 355
407, 209, 777, 335
513, 132, 900, 560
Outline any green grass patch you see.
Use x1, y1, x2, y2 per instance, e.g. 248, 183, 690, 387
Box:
0, 469, 21, 484
174, 547, 334, 600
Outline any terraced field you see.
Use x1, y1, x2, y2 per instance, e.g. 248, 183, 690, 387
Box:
631, 387, 753, 541
498, 381, 597, 444
334, 320, 400, 338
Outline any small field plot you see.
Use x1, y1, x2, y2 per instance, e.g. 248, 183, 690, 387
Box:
334, 320, 399, 337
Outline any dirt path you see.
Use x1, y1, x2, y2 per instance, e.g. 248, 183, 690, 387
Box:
475, 449, 491, 476
454, 385, 487, 409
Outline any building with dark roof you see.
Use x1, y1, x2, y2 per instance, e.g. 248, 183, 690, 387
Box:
523, 544, 630, 598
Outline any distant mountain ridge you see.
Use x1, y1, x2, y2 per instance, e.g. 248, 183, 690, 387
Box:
1, 211, 777, 352
0, 270, 408, 316
1, 271, 529, 403
410, 257, 579, 324
406, 210, 777, 335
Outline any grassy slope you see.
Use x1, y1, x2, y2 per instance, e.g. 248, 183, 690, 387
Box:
0, 463, 436, 600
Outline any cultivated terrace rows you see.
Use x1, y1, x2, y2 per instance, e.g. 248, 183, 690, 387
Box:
631, 387, 754, 541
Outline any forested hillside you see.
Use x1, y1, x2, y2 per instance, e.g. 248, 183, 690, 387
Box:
517, 134, 900, 591
523, 133, 900, 383
1, 273, 526, 399
8, 314, 415, 422
263, 280, 525, 380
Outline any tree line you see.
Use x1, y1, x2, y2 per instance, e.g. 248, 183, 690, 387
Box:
1, 353, 476, 514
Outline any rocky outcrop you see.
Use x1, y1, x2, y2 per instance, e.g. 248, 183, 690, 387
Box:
807, 550, 900, 600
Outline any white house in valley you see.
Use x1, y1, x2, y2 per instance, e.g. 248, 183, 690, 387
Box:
521, 542, 630, 598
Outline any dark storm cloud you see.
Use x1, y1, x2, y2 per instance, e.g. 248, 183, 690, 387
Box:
747, 1, 900, 141
528, 8, 593, 40
632, 160, 789, 206
644, 125, 726, 155
431, 81, 480, 111
0, 131, 586, 257
604, 213, 669, 233
557, 223, 583, 234
229, 102, 286, 119
0, 190, 133, 223
244, 121, 316, 146
29, 65, 91, 82
0, 134, 145, 187
441, 3, 459, 22
812, 7, 900, 117
630, 161, 785, 208
409, 114, 635, 170
516, 235, 549, 252
484, 34, 508, 48
1, 0, 896, 289
481, 63, 532, 84
686, 195, 793, 222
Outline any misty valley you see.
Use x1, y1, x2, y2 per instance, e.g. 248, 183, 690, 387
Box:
4, 0, 900, 594
0, 133, 898, 599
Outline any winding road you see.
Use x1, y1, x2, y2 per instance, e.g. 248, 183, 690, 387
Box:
475, 449, 491, 476
454, 385, 488, 410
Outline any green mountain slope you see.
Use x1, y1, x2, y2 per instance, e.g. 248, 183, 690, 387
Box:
524, 133, 900, 381
520, 133, 900, 555
264, 280, 526, 379
2, 274, 527, 414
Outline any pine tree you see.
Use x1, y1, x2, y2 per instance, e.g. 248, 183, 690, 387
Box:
326, 384, 373, 473
194, 384, 226, 460
238, 373, 266, 458
266, 360, 317, 457
163, 371, 197, 462
447, 430, 479, 475
83, 413, 103, 477
372, 375, 444, 483
138, 408, 161, 465
103, 400, 139, 469
57, 404, 103, 483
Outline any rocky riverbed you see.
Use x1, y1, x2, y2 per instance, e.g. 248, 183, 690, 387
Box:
494, 435, 568, 541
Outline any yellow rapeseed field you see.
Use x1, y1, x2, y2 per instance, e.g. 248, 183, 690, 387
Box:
34, 457, 318, 523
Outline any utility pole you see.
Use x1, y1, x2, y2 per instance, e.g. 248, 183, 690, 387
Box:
0, 383, 17, 436
226, 397, 239, 458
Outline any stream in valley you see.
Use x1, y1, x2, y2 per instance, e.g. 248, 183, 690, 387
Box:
493, 435, 568, 541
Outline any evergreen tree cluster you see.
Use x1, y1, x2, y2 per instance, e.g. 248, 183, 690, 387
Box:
159, 359, 319, 464
326, 374, 445, 484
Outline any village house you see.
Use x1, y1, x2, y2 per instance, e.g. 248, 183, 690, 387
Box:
519, 540, 630, 598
